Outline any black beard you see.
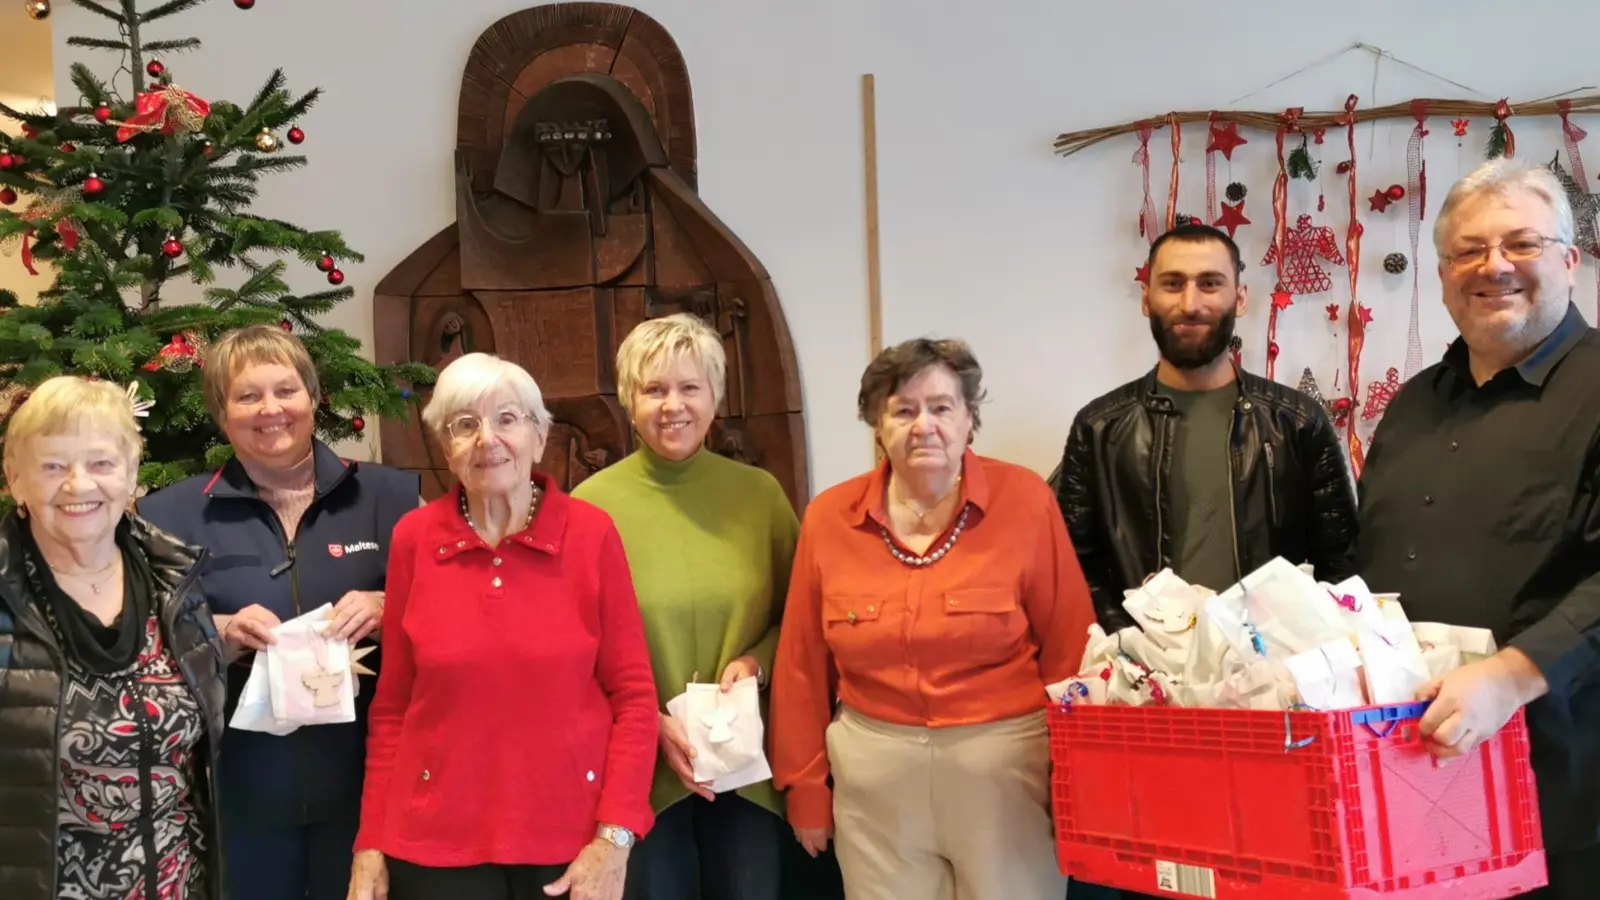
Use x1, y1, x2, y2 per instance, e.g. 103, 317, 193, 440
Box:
1150, 307, 1237, 370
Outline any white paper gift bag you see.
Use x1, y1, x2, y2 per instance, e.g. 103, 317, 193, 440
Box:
664, 677, 771, 794
229, 650, 300, 735
265, 605, 356, 727
1284, 639, 1366, 710
1122, 569, 1211, 656
1205, 558, 1348, 661
1357, 620, 1431, 706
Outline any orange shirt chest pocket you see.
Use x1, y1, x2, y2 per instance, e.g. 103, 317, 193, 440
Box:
936, 586, 1029, 664
822, 591, 904, 674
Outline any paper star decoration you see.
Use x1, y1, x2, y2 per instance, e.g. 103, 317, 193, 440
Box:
1358, 304, 1374, 327
1369, 189, 1395, 213
1207, 121, 1248, 160
350, 645, 376, 677
1135, 263, 1150, 284
1213, 200, 1251, 237
1271, 288, 1294, 311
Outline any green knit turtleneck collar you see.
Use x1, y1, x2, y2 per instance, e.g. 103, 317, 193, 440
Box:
635, 441, 713, 485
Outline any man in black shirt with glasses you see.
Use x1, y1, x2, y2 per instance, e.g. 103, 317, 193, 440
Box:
1356, 156, 1600, 899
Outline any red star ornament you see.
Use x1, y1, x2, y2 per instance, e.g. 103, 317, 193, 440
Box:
1369, 189, 1394, 213
1207, 121, 1248, 160
1213, 200, 1251, 237
1357, 304, 1374, 327
1271, 288, 1294, 311
1135, 263, 1150, 285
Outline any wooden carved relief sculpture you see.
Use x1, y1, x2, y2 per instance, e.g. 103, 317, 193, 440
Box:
372, 4, 808, 510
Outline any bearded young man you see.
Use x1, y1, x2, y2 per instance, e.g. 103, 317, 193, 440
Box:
1053, 223, 1358, 638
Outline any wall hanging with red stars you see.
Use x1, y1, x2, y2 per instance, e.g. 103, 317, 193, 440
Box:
1052, 45, 1600, 476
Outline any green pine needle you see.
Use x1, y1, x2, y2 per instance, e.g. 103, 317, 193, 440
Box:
1486, 124, 1509, 159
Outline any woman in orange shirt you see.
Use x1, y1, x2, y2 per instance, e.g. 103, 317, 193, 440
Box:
769, 338, 1097, 900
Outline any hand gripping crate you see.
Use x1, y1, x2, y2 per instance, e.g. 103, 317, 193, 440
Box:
1048, 701, 1546, 899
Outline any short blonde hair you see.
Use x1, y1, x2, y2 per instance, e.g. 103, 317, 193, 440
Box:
3, 376, 144, 470
421, 353, 551, 437
614, 313, 726, 415
202, 325, 321, 423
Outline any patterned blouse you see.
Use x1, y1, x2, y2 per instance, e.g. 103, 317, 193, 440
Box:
51, 612, 208, 900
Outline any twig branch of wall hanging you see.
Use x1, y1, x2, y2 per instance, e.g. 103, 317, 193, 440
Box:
1053, 93, 1600, 157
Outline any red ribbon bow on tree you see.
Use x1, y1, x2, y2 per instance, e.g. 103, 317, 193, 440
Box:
114, 85, 211, 143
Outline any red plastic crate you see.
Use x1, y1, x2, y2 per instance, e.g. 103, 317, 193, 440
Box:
1049, 701, 1546, 899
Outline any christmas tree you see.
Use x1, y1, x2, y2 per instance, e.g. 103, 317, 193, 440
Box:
0, 0, 433, 501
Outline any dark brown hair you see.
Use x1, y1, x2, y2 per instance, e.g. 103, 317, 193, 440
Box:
857, 337, 986, 430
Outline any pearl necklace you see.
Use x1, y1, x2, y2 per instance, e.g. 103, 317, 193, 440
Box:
459, 482, 542, 535
881, 504, 970, 567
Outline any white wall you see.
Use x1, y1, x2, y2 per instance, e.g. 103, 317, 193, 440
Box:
48, 0, 1600, 491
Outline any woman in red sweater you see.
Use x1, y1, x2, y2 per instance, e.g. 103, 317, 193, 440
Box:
348, 353, 659, 900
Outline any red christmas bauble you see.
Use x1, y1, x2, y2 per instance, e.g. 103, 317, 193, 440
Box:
327, 269, 345, 285
146, 60, 166, 78
316, 254, 335, 272
20, 124, 37, 138
94, 104, 111, 123
1267, 341, 1281, 359
60, 142, 75, 153
351, 417, 365, 433
201, 141, 214, 156
279, 319, 293, 331
1386, 184, 1405, 200
234, 0, 255, 7
0, 188, 16, 206
0, 154, 15, 170
83, 173, 105, 195
287, 127, 304, 145
1335, 160, 1352, 175
162, 238, 183, 258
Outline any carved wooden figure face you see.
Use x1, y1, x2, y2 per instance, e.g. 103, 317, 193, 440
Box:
440, 384, 549, 499
222, 362, 316, 469
875, 365, 973, 480
632, 351, 716, 462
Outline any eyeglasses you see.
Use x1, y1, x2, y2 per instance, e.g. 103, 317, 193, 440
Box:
445, 409, 535, 442
1440, 234, 1566, 272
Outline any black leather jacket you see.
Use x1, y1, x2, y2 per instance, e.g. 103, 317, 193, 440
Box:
1051, 367, 1359, 631
0, 513, 227, 900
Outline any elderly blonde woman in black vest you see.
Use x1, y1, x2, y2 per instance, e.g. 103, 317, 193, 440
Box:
0, 375, 228, 900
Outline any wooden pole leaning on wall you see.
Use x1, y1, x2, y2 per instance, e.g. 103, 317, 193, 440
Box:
862, 73, 883, 357
862, 73, 885, 463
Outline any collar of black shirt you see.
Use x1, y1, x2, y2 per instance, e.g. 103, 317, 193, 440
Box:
1440, 301, 1588, 389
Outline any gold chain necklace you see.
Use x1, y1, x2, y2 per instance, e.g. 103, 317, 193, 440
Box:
891, 473, 962, 524
47, 555, 121, 595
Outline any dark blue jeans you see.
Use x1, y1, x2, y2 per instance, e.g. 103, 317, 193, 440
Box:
223, 815, 359, 900
623, 793, 785, 900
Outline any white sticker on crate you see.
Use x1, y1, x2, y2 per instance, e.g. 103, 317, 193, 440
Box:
1154, 860, 1217, 899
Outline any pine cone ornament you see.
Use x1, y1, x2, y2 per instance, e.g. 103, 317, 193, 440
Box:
1225, 182, 1247, 203
1383, 252, 1408, 274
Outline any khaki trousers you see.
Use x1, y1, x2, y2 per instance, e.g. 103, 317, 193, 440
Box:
826, 706, 1068, 900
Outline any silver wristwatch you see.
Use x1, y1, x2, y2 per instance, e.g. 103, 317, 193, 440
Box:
597, 824, 635, 849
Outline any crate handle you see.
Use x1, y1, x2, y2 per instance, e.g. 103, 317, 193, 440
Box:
1349, 701, 1431, 739
1283, 708, 1316, 751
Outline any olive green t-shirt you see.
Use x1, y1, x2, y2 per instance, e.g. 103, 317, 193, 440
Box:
1157, 383, 1238, 591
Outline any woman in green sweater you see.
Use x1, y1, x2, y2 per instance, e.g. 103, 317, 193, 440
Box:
573, 313, 800, 900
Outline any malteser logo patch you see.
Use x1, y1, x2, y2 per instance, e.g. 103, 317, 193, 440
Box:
328, 541, 379, 558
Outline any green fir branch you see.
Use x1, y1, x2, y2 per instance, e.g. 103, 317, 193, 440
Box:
1487, 123, 1509, 159
66, 37, 133, 52
279, 88, 323, 125
248, 70, 289, 116
69, 64, 115, 107
142, 38, 203, 54
138, 0, 210, 24
67, 0, 127, 24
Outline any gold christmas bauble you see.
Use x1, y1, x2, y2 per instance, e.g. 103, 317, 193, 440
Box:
254, 129, 280, 153
25, 0, 51, 20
